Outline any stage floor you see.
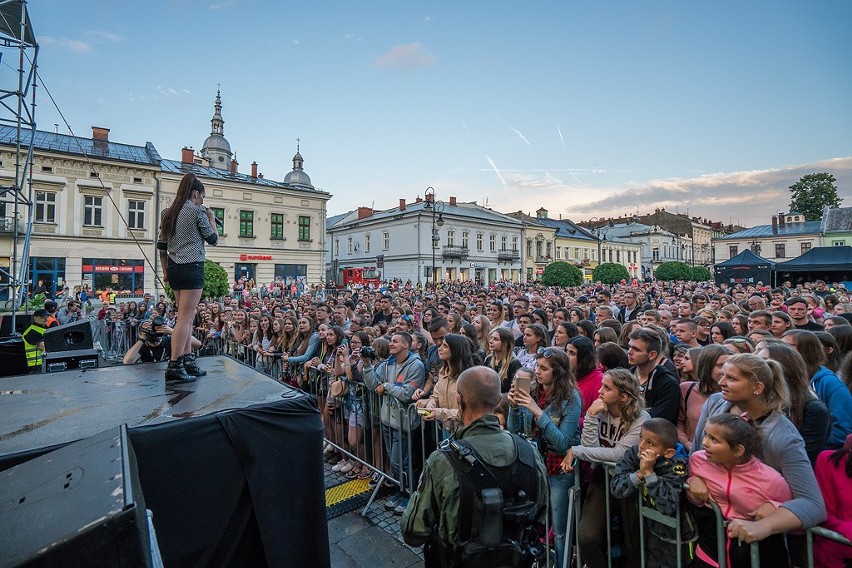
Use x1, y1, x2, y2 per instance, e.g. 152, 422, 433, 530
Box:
0, 356, 301, 458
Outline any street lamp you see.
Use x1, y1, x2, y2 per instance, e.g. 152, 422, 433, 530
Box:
587, 217, 605, 265
424, 187, 445, 290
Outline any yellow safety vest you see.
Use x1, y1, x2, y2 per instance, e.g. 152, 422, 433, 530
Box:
22, 323, 45, 368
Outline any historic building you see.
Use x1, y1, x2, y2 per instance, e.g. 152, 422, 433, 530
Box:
327, 194, 524, 285
0, 90, 330, 299
592, 221, 694, 278
713, 212, 822, 264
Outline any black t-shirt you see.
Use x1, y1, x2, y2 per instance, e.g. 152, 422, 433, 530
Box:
137, 336, 171, 362
795, 321, 823, 331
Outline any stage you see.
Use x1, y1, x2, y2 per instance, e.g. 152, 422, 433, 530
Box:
0, 356, 330, 567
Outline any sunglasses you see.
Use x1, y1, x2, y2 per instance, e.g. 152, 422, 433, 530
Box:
537, 347, 558, 358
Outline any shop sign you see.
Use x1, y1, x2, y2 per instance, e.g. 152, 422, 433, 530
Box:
94, 265, 134, 273
240, 254, 272, 261
470, 263, 487, 269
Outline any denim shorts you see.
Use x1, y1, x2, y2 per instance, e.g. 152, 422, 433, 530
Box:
167, 259, 204, 291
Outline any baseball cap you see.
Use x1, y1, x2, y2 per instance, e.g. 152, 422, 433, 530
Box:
577, 295, 589, 303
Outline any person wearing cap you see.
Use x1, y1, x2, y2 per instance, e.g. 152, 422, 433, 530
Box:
43, 300, 60, 328
23, 309, 48, 373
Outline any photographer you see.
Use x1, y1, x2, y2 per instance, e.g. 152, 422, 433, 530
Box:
57, 300, 82, 325
123, 316, 202, 365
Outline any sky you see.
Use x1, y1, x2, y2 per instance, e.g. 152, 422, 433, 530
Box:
16, 1, 852, 227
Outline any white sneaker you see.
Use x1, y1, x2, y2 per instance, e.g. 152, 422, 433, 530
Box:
340, 461, 355, 474
332, 459, 349, 473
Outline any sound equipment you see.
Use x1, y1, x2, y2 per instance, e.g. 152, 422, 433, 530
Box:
0, 335, 28, 377
42, 319, 94, 353
43, 349, 100, 373
0, 425, 158, 568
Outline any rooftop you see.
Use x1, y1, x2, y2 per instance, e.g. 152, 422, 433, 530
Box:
822, 207, 852, 233
161, 159, 330, 196
329, 199, 523, 230
716, 220, 823, 240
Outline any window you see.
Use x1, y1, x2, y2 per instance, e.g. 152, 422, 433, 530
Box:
383, 232, 390, 250
365, 233, 371, 253
298, 215, 311, 241
490, 234, 496, 252
127, 200, 145, 229
775, 243, 785, 258
447, 229, 455, 247
335, 240, 339, 256
512, 236, 518, 251
802, 242, 813, 253
556, 247, 561, 260
35, 191, 56, 223
89, 171, 99, 178
211, 207, 224, 236
526, 240, 532, 257
239, 210, 254, 237
652, 247, 659, 262
84, 195, 102, 226
574, 247, 580, 259
729, 245, 738, 258
41, 165, 53, 173
462, 231, 469, 249
616, 250, 621, 263
270, 213, 284, 240
133, 177, 143, 184
477, 233, 483, 252
501, 235, 507, 250
347, 237, 353, 254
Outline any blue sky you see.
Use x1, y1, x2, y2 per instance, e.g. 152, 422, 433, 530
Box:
22, 1, 852, 225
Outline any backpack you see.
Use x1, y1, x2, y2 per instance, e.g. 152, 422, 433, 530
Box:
432, 434, 543, 568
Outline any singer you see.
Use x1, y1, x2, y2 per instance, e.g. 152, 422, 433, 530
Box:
157, 173, 218, 382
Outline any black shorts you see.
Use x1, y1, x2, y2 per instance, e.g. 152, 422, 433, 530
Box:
167, 259, 205, 291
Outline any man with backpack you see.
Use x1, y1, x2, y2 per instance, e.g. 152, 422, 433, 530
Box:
402, 366, 548, 567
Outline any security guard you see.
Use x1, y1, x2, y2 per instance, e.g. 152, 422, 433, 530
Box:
22, 308, 48, 373
401, 366, 548, 567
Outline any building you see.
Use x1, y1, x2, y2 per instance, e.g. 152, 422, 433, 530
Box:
158, 91, 330, 290
712, 212, 822, 264
0, 90, 331, 299
504, 211, 557, 281
640, 208, 715, 266
593, 220, 693, 278
822, 206, 852, 247
327, 194, 524, 285
0, 125, 162, 298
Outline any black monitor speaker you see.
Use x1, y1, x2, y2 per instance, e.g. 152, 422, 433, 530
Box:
42, 319, 94, 353
0, 425, 157, 568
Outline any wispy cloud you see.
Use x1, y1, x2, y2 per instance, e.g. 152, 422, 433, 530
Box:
83, 29, 123, 43
461, 120, 472, 136
484, 155, 507, 187
509, 125, 530, 145
292, 39, 300, 46
557, 124, 565, 153
375, 42, 436, 71
209, 0, 237, 10
489, 157, 852, 226
39, 36, 93, 54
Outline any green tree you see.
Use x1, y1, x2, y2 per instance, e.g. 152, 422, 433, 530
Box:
655, 261, 692, 281
165, 259, 230, 302
541, 261, 584, 287
593, 262, 630, 285
789, 172, 842, 221
690, 266, 711, 282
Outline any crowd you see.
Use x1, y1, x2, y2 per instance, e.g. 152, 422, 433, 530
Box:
46, 274, 852, 566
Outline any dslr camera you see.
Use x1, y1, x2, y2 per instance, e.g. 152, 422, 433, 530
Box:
359, 346, 377, 360
140, 315, 167, 340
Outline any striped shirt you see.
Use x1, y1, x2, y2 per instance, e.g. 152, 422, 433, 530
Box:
160, 201, 217, 264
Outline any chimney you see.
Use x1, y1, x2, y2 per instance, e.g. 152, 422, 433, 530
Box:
778, 213, 785, 227
357, 207, 373, 219
450, 196, 457, 206
92, 126, 109, 141
251, 161, 258, 178
230, 157, 238, 174
399, 198, 406, 211
772, 216, 778, 234
415, 196, 423, 203
181, 147, 194, 164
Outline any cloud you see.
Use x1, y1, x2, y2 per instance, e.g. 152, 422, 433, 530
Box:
209, 0, 237, 9
508, 125, 530, 145
292, 39, 300, 46
461, 120, 472, 136
83, 29, 123, 43
38, 36, 92, 54
484, 155, 506, 187
487, 157, 852, 226
375, 42, 436, 71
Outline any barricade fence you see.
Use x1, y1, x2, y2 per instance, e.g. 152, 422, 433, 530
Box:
82, 321, 852, 565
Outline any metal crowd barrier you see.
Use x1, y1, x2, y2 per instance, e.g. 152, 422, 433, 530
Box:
91, 317, 134, 364
806, 525, 852, 568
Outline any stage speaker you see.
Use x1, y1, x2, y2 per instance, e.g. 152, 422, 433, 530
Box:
0, 425, 158, 568
43, 349, 100, 373
42, 319, 94, 353
0, 335, 28, 377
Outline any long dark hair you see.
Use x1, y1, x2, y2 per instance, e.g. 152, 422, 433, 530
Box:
694, 344, 732, 395
442, 333, 475, 380
161, 173, 204, 241
760, 339, 816, 428
569, 336, 597, 380
706, 413, 763, 461
829, 434, 852, 477
536, 347, 577, 412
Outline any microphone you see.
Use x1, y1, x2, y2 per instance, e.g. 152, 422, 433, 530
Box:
205, 206, 224, 227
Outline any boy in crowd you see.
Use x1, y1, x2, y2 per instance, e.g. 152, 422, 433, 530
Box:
611, 418, 694, 568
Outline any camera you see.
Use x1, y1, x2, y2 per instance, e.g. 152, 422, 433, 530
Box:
359, 346, 377, 360
140, 315, 167, 340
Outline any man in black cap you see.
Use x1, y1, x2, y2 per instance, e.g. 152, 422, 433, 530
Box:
22, 309, 48, 373
43, 300, 60, 328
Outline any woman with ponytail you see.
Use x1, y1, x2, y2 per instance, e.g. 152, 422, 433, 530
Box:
691, 353, 827, 545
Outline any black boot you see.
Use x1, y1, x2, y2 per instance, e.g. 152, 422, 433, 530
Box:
183, 352, 207, 377
165, 356, 196, 383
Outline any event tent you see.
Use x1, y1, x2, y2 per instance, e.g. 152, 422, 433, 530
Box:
775, 246, 852, 284
714, 249, 774, 285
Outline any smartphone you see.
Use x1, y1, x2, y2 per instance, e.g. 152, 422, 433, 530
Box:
515, 374, 531, 395
417, 408, 432, 416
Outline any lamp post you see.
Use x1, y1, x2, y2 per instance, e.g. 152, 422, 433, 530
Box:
424, 187, 445, 290
587, 217, 604, 266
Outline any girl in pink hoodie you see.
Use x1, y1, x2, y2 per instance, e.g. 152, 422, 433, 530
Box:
813, 433, 852, 567
687, 413, 793, 568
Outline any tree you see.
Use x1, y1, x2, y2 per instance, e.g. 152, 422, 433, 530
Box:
655, 261, 692, 281
541, 261, 584, 287
593, 262, 630, 285
165, 259, 230, 302
690, 266, 711, 282
789, 172, 842, 221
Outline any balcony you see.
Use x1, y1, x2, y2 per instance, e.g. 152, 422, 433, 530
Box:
534, 255, 551, 264
0, 217, 15, 234
498, 249, 520, 262
442, 245, 469, 260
